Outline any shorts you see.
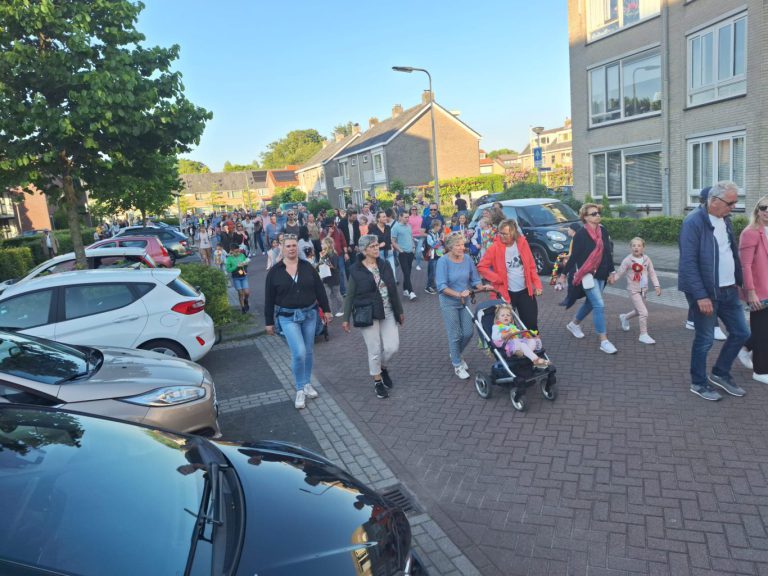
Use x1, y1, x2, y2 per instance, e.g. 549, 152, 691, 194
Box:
232, 276, 248, 290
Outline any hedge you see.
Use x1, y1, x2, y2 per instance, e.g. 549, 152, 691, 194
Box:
0, 228, 96, 265
602, 215, 749, 244
177, 263, 231, 327
0, 247, 34, 282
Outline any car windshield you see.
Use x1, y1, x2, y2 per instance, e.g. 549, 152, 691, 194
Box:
0, 332, 88, 385
519, 202, 579, 226
0, 408, 208, 576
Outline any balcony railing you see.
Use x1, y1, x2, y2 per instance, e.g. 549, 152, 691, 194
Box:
363, 169, 386, 184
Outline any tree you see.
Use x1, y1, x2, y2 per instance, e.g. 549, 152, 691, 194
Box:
260, 129, 323, 169
0, 0, 211, 266
178, 159, 210, 174
268, 186, 306, 209
332, 121, 355, 138
487, 148, 518, 159
223, 160, 259, 172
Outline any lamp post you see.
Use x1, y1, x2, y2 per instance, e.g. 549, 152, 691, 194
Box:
392, 66, 440, 206
532, 126, 544, 185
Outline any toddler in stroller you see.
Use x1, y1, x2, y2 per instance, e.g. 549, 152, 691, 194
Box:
470, 298, 557, 411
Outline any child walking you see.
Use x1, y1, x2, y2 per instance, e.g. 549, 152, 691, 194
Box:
491, 304, 548, 367
614, 237, 661, 344
424, 219, 445, 294
318, 237, 344, 316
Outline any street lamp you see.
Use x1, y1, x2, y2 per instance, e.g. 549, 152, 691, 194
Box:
532, 126, 545, 185
392, 66, 440, 206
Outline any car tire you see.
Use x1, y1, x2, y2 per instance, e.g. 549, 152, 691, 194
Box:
139, 339, 190, 359
530, 245, 551, 275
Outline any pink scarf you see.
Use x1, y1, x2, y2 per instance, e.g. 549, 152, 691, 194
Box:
573, 224, 604, 286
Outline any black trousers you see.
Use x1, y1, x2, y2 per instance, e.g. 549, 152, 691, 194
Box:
508, 288, 539, 331
398, 252, 415, 293
749, 307, 768, 375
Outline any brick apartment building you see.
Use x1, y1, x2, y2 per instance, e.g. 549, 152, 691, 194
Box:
568, 0, 765, 215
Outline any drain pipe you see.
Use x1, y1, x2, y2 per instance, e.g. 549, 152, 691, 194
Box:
662, 0, 671, 216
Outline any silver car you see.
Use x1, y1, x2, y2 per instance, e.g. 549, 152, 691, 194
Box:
0, 330, 219, 436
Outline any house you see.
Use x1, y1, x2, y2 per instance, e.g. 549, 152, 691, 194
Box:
324, 91, 481, 208
267, 167, 299, 195
296, 131, 361, 200
179, 170, 269, 213
516, 120, 573, 179
479, 157, 507, 175
1, 186, 52, 238
568, 0, 763, 215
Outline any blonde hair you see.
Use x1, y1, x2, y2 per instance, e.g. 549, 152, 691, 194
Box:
497, 219, 519, 240
579, 203, 601, 222
749, 195, 768, 228
444, 231, 465, 250
494, 303, 514, 323
321, 236, 336, 255
630, 236, 645, 247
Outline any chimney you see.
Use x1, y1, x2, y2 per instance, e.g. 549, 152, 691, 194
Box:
334, 131, 344, 143
391, 104, 403, 118
368, 117, 379, 128
352, 123, 361, 135
322, 139, 330, 149
564, 117, 572, 128
421, 90, 433, 105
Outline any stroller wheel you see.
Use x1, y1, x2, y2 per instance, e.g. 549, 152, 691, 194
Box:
542, 373, 557, 401
475, 372, 492, 399
510, 389, 526, 412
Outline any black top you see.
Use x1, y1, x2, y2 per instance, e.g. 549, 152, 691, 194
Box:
454, 197, 467, 212
284, 222, 302, 236
561, 225, 615, 280
339, 218, 361, 252
371, 223, 392, 251
343, 256, 404, 323
264, 259, 331, 325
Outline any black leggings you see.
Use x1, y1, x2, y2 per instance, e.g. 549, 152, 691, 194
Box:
749, 307, 768, 375
507, 289, 539, 332
398, 252, 414, 293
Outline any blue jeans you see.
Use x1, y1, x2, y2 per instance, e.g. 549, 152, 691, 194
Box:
276, 307, 318, 391
686, 286, 750, 388
427, 259, 437, 290
384, 250, 397, 281
338, 256, 347, 295
414, 237, 425, 266
574, 279, 606, 335
439, 296, 475, 366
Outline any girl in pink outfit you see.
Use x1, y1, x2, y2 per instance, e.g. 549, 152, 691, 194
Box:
491, 304, 548, 367
614, 237, 662, 344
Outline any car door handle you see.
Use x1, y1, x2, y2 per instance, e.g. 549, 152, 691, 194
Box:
114, 315, 139, 323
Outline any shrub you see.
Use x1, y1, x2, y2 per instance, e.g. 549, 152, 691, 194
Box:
498, 182, 549, 200
600, 196, 613, 218
562, 196, 583, 212
602, 216, 683, 243
0, 247, 34, 282
177, 263, 231, 326
307, 199, 332, 214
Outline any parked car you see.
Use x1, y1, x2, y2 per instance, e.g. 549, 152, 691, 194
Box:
469, 198, 580, 274
0, 405, 424, 576
278, 201, 304, 212
546, 185, 574, 197
89, 235, 174, 267
0, 268, 215, 361
0, 247, 156, 296
114, 225, 191, 262
471, 193, 501, 208
0, 330, 219, 436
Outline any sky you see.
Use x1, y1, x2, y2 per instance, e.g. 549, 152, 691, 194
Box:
137, 0, 571, 172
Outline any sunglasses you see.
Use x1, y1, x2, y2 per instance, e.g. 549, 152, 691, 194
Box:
757, 205, 768, 212
714, 196, 738, 208
587, 211, 601, 217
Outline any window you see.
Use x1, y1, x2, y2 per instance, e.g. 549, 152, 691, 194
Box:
338, 161, 349, 180
227, 191, 241, 199
687, 13, 747, 106
351, 158, 356, 166
587, 0, 660, 41
0, 290, 54, 329
589, 49, 661, 126
363, 156, 368, 163
64, 284, 137, 320
373, 153, 384, 173
688, 131, 745, 205
194, 193, 204, 201
591, 145, 662, 204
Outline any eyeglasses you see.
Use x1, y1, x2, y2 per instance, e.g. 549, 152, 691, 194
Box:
587, 211, 601, 217
714, 196, 738, 208
758, 205, 768, 212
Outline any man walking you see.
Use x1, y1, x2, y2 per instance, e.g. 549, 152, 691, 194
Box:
679, 181, 750, 401
391, 212, 417, 300
339, 209, 361, 272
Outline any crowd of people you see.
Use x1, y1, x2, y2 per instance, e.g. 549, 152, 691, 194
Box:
183, 184, 766, 409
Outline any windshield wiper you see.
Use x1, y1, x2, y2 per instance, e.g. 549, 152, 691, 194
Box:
57, 371, 89, 384
183, 462, 225, 576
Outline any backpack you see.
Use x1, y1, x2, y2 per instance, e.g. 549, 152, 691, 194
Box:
423, 234, 434, 261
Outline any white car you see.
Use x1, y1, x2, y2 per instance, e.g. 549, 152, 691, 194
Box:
0, 247, 156, 296
0, 268, 215, 361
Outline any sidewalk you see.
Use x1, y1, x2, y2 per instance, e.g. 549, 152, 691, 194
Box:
615, 241, 678, 273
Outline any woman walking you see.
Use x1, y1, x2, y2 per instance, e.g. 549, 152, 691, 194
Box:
371, 210, 397, 280
265, 235, 332, 409
342, 235, 404, 399
437, 232, 492, 379
477, 219, 543, 330
739, 195, 768, 384
557, 203, 618, 354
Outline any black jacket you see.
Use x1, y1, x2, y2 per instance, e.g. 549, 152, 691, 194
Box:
562, 224, 614, 280
339, 218, 361, 252
264, 259, 331, 325
343, 256, 403, 323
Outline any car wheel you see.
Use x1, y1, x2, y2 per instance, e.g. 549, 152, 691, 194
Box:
139, 339, 189, 359
531, 246, 551, 275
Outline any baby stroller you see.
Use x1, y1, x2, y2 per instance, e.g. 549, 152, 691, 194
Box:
466, 295, 557, 411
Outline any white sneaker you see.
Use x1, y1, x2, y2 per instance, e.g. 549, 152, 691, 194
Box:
685, 320, 694, 330
566, 322, 585, 339
600, 340, 618, 354
639, 334, 656, 344
334, 312, 344, 317
753, 372, 768, 385
738, 348, 753, 370
408, 291, 417, 300
404, 289, 410, 298
619, 314, 630, 332
294, 390, 306, 409
303, 384, 319, 399
714, 326, 727, 341
459, 358, 468, 371
454, 364, 470, 379
416, 265, 422, 271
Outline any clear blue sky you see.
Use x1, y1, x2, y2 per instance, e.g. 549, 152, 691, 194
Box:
138, 0, 571, 172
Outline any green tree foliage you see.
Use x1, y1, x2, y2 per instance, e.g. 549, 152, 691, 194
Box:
223, 160, 259, 172
0, 0, 211, 266
268, 186, 306, 209
178, 159, 210, 174
260, 129, 324, 169
487, 148, 517, 159
332, 121, 355, 138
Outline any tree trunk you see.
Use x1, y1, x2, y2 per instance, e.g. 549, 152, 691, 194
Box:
63, 175, 86, 268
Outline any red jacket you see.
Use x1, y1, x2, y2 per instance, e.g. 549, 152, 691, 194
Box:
477, 234, 542, 298
320, 227, 348, 257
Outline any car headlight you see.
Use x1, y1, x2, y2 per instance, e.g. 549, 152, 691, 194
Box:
546, 231, 568, 242
121, 386, 206, 407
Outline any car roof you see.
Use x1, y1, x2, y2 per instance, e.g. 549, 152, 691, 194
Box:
91, 235, 161, 245
476, 197, 557, 210
0, 268, 179, 297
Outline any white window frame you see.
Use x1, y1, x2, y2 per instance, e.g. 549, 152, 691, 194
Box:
687, 131, 746, 206
587, 0, 661, 43
373, 152, 384, 174
687, 12, 747, 107
588, 48, 662, 128
338, 160, 349, 181
590, 143, 663, 206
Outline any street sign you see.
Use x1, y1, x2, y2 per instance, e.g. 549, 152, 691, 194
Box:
533, 146, 542, 168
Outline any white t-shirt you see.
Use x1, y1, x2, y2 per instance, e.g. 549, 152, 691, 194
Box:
709, 214, 735, 287
505, 244, 526, 292
197, 229, 211, 249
